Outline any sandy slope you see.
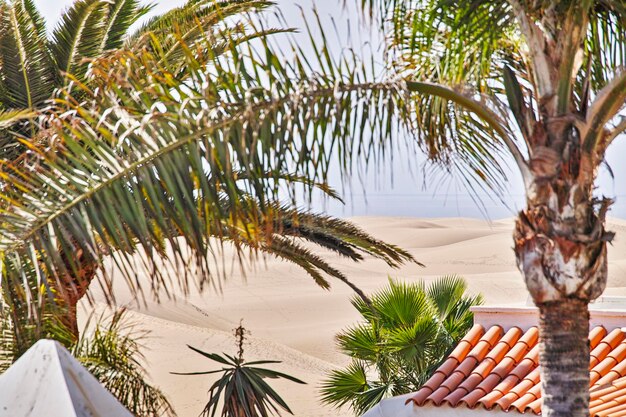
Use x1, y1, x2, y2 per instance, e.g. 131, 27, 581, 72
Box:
81, 217, 626, 417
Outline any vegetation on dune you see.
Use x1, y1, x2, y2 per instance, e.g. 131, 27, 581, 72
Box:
320, 276, 482, 415
172, 323, 305, 417
73, 310, 175, 417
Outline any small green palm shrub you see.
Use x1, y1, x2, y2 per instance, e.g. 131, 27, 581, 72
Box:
74, 310, 175, 417
0, 306, 174, 416
321, 275, 483, 415
173, 324, 305, 417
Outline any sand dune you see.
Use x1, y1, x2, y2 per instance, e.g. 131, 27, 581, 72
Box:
80, 217, 626, 417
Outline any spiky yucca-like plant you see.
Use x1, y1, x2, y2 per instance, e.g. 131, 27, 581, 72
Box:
173, 324, 305, 417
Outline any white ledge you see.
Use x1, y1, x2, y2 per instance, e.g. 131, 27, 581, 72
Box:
471, 297, 626, 331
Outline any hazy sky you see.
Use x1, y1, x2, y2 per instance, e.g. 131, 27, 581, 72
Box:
34, 0, 626, 219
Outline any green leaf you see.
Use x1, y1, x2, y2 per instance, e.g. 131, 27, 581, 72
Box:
50, 0, 109, 83
0, 0, 56, 109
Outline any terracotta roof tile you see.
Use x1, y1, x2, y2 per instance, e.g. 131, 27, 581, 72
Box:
597, 361, 626, 387
592, 327, 610, 349
407, 325, 626, 416
425, 386, 450, 405
443, 387, 469, 406
510, 392, 538, 412
449, 324, 485, 361
591, 329, 626, 368
510, 384, 541, 412
606, 407, 626, 417
459, 388, 487, 408
526, 397, 542, 414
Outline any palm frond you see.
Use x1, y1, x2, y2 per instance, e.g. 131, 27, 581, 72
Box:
0, 301, 16, 372
426, 274, 483, 341
386, 316, 440, 372
100, 0, 152, 51
50, 0, 108, 83
371, 279, 434, 328
336, 324, 380, 361
0, 0, 56, 110
320, 361, 376, 415
585, 1, 626, 92
130, 0, 270, 43
0, 18, 418, 309
0, 108, 35, 129
128, 0, 277, 75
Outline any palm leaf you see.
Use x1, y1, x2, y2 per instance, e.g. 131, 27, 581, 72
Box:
0, 108, 35, 129
371, 279, 434, 328
0, 0, 56, 110
0, 18, 418, 310
320, 361, 371, 412
336, 323, 381, 361
50, 0, 109, 84
100, 0, 151, 52
128, 0, 276, 74
74, 309, 176, 417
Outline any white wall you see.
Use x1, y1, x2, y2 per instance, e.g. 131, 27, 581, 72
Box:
361, 394, 508, 417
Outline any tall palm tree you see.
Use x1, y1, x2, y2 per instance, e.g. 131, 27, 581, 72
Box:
3, 1, 624, 415
356, 1, 626, 415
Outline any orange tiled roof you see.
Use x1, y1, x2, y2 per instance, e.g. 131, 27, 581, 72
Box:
407, 324, 626, 416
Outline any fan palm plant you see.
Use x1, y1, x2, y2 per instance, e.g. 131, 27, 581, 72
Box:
320, 276, 482, 415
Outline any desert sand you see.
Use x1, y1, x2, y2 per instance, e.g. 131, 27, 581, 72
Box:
80, 217, 626, 417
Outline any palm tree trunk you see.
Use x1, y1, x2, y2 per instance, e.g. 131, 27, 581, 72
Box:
56, 256, 99, 339
514, 181, 612, 417
538, 299, 590, 417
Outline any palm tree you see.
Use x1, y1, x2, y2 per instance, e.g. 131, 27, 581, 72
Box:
0, 0, 416, 355
320, 276, 483, 415
0, 0, 291, 341
355, 2, 626, 415
3, 1, 623, 415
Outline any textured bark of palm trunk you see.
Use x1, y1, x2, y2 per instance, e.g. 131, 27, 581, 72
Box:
57, 261, 98, 340
58, 294, 80, 340
47, 255, 99, 343
514, 182, 611, 417
538, 299, 590, 417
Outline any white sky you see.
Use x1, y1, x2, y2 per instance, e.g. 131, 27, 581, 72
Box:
34, 0, 626, 219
